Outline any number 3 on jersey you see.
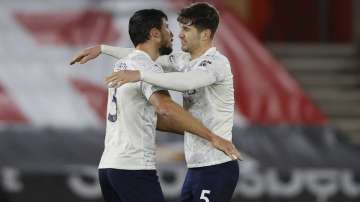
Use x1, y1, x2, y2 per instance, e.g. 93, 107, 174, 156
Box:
200, 190, 211, 202
108, 88, 118, 122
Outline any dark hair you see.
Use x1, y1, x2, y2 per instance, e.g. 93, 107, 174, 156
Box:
177, 2, 219, 38
129, 9, 167, 46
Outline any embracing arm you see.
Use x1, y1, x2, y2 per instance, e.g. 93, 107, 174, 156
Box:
70, 44, 180, 74
105, 69, 216, 91
149, 91, 241, 160
101, 45, 178, 72
140, 69, 216, 92
101, 45, 133, 59
156, 113, 184, 135
69, 45, 133, 65
102, 45, 177, 72
150, 91, 210, 138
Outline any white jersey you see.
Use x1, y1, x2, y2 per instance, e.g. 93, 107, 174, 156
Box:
98, 50, 163, 170
159, 47, 235, 168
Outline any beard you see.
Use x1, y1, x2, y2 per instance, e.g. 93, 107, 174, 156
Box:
159, 46, 173, 55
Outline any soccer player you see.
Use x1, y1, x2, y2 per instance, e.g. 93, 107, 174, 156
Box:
71, 8, 240, 202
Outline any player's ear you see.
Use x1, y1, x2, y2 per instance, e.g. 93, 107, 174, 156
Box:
200, 29, 211, 41
150, 28, 161, 42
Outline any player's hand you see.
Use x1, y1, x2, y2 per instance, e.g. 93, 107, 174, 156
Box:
70, 45, 101, 65
211, 136, 243, 160
105, 70, 141, 88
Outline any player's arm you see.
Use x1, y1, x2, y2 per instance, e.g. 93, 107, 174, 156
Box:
99, 46, 178, 72
149, 90, 241, 160
99, 45, 177, 71
70, 45, 133, 65
70, 45, 177, 71
105, 69, 216, 92
156, 113, 184, 135
105, 56, 225, 91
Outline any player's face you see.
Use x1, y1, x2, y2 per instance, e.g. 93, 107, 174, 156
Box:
159, 18, 173, 55
179, 23, 201, 53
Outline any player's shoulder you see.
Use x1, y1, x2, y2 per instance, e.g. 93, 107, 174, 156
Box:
112, 51, 147, 71
129, 50, 164, 73
123, 50, 152, 69
128, 50, 150, 64
204, 49, 230, 66
196, 49, 232, 80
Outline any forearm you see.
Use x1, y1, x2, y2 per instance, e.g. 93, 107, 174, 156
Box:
101, 45, 133, 59
160, 101, 215, 142
149, 91, 240, 160
156, 114, 184, 135
140, 69, 215, 92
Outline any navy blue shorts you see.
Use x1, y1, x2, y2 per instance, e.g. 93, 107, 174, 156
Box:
98, 169, 165, 202
181, 160, 239, 202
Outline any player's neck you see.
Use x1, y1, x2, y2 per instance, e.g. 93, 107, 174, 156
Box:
136, 43, 160, 61
190, 43, 213, 60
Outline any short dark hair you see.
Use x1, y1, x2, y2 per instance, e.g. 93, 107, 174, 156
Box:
177, 2, 219, 38
129, 9, 167, 46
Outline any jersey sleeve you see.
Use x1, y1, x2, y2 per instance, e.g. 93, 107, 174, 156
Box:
139, 56, 227, 92
140, 70, 216, 92
101, 45, 134, 59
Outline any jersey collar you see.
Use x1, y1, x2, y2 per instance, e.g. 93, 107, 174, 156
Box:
202, 47, 217, 56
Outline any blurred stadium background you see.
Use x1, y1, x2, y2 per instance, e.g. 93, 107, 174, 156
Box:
0, 0, 360, 201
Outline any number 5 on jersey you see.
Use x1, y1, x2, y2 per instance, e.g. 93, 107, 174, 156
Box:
200, 190, 211, 202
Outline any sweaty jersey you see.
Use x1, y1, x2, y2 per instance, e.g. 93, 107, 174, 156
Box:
98, 50, 163, 170
158, 47, 235, 168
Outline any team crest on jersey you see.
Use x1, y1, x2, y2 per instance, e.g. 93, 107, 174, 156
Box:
185, 89, 197, 95
153, 64, 163, 72
199, 60, 212, 67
